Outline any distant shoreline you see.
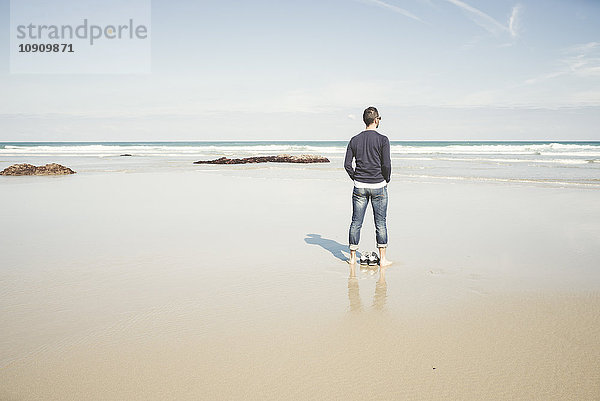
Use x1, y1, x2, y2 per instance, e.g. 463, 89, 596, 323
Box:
2, 140, 600, 145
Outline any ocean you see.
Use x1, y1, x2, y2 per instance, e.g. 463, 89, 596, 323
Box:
1, 141, 599, 187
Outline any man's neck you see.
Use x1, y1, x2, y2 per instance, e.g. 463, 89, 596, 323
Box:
365, 124, 378, 131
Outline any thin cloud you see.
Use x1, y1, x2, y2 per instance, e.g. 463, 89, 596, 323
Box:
526, 42, 600, 84
444, 0, 521, 38
569, 42, 599, 54
508, 5, 521, 38
563, 42, 600, 77
524, 71, 566, 85
360, 0, 424, 23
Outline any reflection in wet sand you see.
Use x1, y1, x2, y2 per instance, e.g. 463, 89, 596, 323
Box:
347, 265, 388, 312
347, 277, 362, 312
373, 272, 387, 311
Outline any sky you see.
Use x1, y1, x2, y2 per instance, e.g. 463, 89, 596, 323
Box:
0, 0, 599, 141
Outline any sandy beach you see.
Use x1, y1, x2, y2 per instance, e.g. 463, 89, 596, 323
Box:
3, 0, 600, 398
1, 162, 599, 400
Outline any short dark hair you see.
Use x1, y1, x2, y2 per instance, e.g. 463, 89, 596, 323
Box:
363, 106, 380, 126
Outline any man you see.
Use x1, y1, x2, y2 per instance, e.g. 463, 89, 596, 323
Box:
344, 106, 392, 267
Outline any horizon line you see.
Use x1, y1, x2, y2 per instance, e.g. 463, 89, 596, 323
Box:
1, 139, 600, 143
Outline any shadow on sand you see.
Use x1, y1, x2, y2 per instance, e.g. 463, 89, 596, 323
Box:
304, 233, 348, 262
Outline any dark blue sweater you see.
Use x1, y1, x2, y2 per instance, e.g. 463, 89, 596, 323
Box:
344, 130, 392, 183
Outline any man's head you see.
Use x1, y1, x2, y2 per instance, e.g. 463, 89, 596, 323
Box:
363, 106, 381, 129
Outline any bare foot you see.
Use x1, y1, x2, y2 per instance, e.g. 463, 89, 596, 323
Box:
379, 258, 393, 267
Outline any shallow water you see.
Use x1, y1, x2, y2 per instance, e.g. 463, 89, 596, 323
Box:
1, 140, 599, 187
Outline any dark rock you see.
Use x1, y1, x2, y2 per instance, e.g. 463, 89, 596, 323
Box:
120, 154, 133, 157
194, 154, 330, 165
0, 163, 76, 176
272, 154, 330, 163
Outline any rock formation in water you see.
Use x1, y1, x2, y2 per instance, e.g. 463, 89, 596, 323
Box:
194, 154, 330, 164
0, 163, 76, 176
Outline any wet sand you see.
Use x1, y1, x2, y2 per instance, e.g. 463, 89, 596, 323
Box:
1, 168, 599, 400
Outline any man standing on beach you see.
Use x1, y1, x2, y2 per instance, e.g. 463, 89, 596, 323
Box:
344, 106, 392, 267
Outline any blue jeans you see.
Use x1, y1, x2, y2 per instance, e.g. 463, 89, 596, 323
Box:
349, 186, 388, 251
